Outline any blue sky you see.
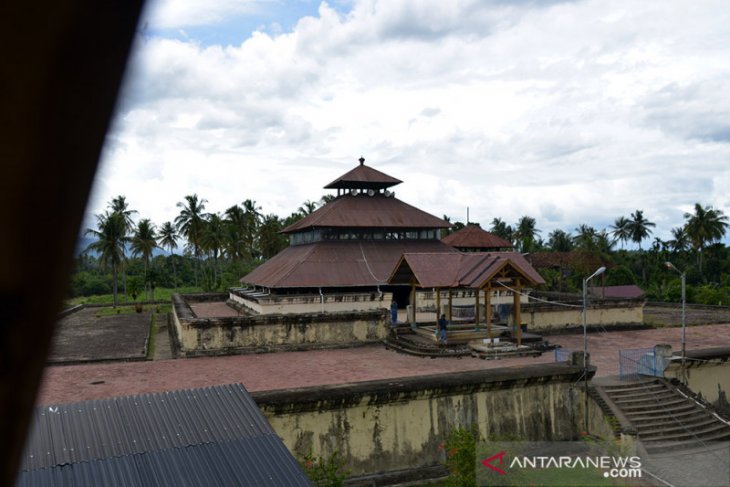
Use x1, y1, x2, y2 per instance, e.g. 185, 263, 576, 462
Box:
88, 0, 730, 246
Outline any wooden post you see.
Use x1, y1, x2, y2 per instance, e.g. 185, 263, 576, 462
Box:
475, 288, 480, 328
485, 286, 491, 338
448, 288, 453, 321
411, 281, 417, 325
514, 278, 522, 346
435, 287, 441, 326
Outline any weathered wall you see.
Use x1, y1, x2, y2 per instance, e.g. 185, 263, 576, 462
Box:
664, 347, 730, 413
522, 301, 644, 331
171, 294, 389, 355
254, 364, 607, 481
230, 289, 393, 315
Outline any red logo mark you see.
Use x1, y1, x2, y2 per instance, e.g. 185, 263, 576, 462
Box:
481, 451, 507, 475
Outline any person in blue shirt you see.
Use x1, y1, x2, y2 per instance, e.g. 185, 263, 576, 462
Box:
438, 314, 448, 347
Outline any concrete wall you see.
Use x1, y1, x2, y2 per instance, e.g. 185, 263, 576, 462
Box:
230, 289, 392, 315
171, 294, 389, 355
522, 300, 644, 331
663, 348, 730, 413
254, 364, 610, 482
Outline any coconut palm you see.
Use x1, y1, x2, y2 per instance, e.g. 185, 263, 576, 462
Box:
626, 210, 655, 250
108, 195, 136, 295
241, 199, 262, 258
684, 203, 729, 273
175, 194, 207, 286
85, 211, 129, 307
200, 213, 226, 288
572, 224, 598, 251
224, 204, 248, 261
490, 218, 513, 244
157, 221, 179, 291
514, 216, 540, 253
547, 229, 573, 252
610, 216, 631, 249
131, 219, 157, 301
667, 226, 690, 253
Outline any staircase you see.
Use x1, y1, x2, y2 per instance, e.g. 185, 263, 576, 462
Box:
597, 378, 730, 453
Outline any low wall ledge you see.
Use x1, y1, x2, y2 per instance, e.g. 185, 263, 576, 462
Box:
252, 363, 592, 411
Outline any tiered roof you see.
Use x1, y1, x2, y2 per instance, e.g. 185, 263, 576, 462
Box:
441, 224, 513, 250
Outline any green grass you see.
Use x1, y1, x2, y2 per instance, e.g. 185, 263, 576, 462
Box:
67, 286, 204, 306
94, 306, 139, 317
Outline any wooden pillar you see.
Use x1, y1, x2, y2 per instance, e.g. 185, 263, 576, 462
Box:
435, 287, 441, 325
474, 288, 480, 327
411, 281, 417, 325
485, 285, 491, 337
448, 288, 453, 321
514, 278, 522, 346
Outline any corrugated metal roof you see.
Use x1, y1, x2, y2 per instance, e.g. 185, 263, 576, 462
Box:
18, 384, 311, 486
323, 160, 402, 189
441, 225, 513, 250
388, 252, 546, 288
282, 194, 450, 233
241, 240, 457, 288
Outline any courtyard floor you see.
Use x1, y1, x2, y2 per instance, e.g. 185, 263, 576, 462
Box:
37, 322, 730, 406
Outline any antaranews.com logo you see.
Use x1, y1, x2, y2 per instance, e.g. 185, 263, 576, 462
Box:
476, 441, 643, 486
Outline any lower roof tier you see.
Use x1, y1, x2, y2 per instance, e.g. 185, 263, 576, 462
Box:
241, 239, 456, 289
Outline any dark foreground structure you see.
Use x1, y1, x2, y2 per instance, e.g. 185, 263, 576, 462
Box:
18, 384, 311, 487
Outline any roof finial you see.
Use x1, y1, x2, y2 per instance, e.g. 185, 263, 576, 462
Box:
359, 156, 365, 166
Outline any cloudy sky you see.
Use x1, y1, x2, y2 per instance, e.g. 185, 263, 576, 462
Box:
88, 0, 730, 245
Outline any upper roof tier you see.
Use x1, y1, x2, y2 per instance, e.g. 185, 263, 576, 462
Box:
324, 157, 403, 190
441, 224, 513, 250
282, 194, 451, 233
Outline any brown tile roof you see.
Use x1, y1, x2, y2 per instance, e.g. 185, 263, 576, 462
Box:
528, 251, 605, 270
441, 225, 513, 249
282, 194, 451, 233
324, 160, 402, 189
589, 285, 645, 299
388, 252, 545, 288
241, 240, 457, 288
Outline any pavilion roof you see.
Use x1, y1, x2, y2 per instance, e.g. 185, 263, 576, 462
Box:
388, 252, 545, 289
441, 224, 513, 249
324, 159, 402, 190
282, 194, 450, 234
241, 239, 456, 288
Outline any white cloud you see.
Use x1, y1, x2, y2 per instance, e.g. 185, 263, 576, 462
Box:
89, 0, 730, 245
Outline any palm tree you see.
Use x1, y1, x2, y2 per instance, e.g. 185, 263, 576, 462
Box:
514, 216, 540, 253
200, 213, 226, 289
667, 226, 690, 253
626, 210, 655, 250
548, 229, 573, 252
131, 219, 157, 302
241, 199, 262, 258
610, 216, 631, 249
572, 224, 598, 251
157, 221, 179, 291
490, 218, 513, 244
108, 195, 136, 295
224, 204, 248, 261
298, 199, 318, 216
175, 194, 207, 286
85, 212, 129, 307
259, 214, 287, 259
684, 203, 729, 273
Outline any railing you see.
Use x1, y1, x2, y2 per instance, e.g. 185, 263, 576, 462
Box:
554, 348, 573, 363
619, 346, 669, 380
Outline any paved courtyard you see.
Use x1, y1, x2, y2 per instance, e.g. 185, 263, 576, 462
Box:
37, 323, 730, 406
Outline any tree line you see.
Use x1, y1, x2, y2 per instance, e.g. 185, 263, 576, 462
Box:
75, 194, 729, 306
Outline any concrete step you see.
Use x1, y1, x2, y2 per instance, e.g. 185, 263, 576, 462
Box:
635, 413, 717, 431
639, 417, 727, 439
602, 382, 664, 394
618, 397, 692, 411
642, 422, 730, 443
612, 391, 677, 404
628, 407, 706, 423
643, 429, 730, 453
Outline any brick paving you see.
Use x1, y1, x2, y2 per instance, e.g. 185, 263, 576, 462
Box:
37, 323, 730, 406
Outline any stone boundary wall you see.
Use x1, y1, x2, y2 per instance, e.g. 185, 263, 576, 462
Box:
229, 289, 392, 315
171, 294, 389, 355
664, 347, 730, 413
521, 299, 644, 332
253, 363, 611, 484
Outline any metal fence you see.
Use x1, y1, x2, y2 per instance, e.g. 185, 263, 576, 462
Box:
619, 346, 669, 380
554, 348, 573, 363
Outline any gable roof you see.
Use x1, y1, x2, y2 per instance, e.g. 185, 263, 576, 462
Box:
441, 225, 513, 249
282, 194, 450, 233
388, 252, 545, 289
242, 239, 457, 288
324, 160, 402, 189
18, 384, 311, 486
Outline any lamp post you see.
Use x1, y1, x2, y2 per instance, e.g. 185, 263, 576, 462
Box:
665, 261, 686, 384
583, 266, 606, 431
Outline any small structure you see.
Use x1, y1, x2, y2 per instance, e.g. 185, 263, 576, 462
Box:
388, 252, 545, 346
441, 223, 513, 252
19, 384, 311, 486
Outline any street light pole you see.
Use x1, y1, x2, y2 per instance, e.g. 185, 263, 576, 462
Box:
665, 261, 687, 384
583, 266, 606, 432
